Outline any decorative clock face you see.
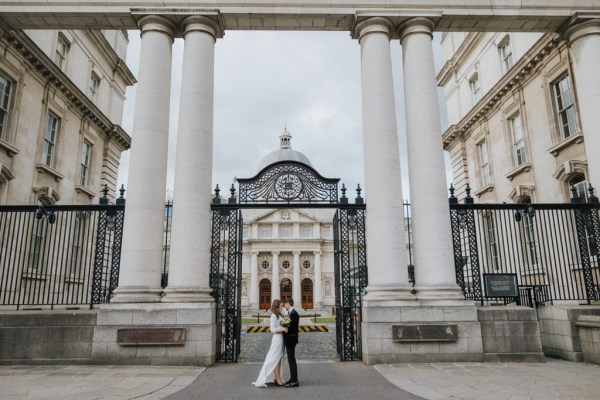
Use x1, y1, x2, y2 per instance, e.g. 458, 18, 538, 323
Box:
275, 173, 302, 200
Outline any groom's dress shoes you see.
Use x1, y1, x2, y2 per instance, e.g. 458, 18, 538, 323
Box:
284, 382, 299, 388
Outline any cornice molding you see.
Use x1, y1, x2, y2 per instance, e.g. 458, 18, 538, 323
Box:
436, 32, 483, 86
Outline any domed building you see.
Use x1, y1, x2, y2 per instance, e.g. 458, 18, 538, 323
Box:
240, 129, 336, 312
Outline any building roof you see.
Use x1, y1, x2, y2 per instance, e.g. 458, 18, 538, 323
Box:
257, 128, 312, 171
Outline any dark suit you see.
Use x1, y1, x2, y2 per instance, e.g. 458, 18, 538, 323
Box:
284, 308, 299, 383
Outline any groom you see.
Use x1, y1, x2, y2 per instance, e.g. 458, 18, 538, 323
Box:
283, 298, 300, 388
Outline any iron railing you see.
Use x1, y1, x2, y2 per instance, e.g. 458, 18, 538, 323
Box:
448, 186, 600, 306
0, 202, 124, 309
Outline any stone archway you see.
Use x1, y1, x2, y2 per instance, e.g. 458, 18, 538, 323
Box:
280, 278, 292, 302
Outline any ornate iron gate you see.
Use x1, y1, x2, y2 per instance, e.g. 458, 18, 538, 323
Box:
334, 206, 367, 360
209, 206, 243, 362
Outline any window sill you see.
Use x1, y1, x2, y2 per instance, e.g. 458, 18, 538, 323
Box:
548, 132, 584, 156
474, 184, 495, 198
0, 139, 19, 157
505, 162, 532, 181
65, 275, 85, 284
22, 270, 48, 280
36, 163, 64, 182
75, 185, 96, 200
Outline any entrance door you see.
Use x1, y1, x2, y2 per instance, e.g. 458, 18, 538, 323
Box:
280, 278, 292, 302
259, 279, 271, 310
301, 278, 313, 309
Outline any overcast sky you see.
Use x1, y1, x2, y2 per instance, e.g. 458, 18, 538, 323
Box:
117, 30, 449, 201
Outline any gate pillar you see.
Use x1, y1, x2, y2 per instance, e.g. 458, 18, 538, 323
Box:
112, 16, 176, 303
399, 18, 463, 301
354, 17, 414, 300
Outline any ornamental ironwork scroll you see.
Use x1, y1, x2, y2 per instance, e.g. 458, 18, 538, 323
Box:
237, 161, 339, 204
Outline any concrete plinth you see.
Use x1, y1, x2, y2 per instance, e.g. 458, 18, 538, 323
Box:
92, 303, 215, 366
361, 301, 483, 364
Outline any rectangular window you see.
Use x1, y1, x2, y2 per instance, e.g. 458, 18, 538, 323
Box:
70, 213, 85, 275
260, 226, 270, 239
0, 73, 11, 140
499, 38, 514, 74
280, 225, 291, 239
79, 141, 91, 186
477, 141, 491, 186
243, 226, 249, 239
302, 225, 312, 239
469, 74, 481, 105
523, 214, 538, 265
42, 113, 60, 167
553, 74, 577, 139
322, 226, 331, 239
486, 214, 499, 271
55, 35, 68, 70
509, 112, 527, 166
89, 73, 100, 102
28, 220, 45, 271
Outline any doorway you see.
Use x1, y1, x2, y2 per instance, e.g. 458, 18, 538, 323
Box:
259, 279, 271, 310
301, 278, 313, 309
280, 278, 292, 302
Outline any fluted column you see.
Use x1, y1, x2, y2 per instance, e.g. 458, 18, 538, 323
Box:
163, 16, 221, 302
112, 16, 175, 303
293, 251, 301, 304
250, 251, 259, 308
313, 250, 322, 309
271, 251, 280, 300
355, 17, 413, 300
565, 20, 600, 185
399, 18, 462, 301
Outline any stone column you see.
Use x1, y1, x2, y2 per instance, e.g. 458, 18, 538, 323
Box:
250, 251, 259, 308
355, 17, 413, 300
163, 16, 221, 302
112, 16, 175, 303
398, 18, 462, 301
565, 20, 600, 186
293, 251, 301, 304
271, 251, 280, 300
313, 250, 322, 309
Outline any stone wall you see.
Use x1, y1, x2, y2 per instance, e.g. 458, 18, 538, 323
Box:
0, 311, 96, 365
537, 304, 600, 361
478, 307, 544, 362
576, 315, 600, 365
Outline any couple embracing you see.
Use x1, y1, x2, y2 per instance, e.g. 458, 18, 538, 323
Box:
252, 298, 300, 388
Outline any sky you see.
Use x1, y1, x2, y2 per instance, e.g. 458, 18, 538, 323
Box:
117, 30, 449, 202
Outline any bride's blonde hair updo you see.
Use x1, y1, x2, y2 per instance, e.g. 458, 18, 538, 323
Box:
271, 299, 282, 317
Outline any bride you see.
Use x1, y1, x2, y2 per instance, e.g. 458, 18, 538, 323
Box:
252, 299, 287, 387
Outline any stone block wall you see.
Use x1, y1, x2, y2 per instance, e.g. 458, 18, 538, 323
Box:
0, 311, 96, 365
576, 315, 600, 365
478, 307, 544, 362
537, 305, 600, 361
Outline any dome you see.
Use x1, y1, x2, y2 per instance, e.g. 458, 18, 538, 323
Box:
257, 129, 313, 172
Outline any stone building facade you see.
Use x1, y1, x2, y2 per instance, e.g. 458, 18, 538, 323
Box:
439, 32, 591, 204
0, 23, 134, 205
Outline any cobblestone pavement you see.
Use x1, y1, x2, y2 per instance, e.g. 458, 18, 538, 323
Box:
0, 365, 204, 400
375, 359, 600, 400
239, 322, 338, 362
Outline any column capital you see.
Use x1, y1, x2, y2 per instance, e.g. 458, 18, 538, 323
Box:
181, 15, 223, 40
398, 17, 435, 44
293, 251, 301, 256
137, 15, 176, 40
352, 17, 393, 42
313, 250, 322, 256
251, 250, 259, 256
271, 251, 280, 256
564, 19, 600, 45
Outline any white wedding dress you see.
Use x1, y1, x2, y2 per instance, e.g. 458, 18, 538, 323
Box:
252, 313, 285, 388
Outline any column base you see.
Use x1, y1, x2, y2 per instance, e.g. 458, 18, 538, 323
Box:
93, 302, 216, 366
361, 301, 483, 364
162, 287, 214, 303
413, 285, 466, 303
110, 287, 163, 303
363, 284, 416, 302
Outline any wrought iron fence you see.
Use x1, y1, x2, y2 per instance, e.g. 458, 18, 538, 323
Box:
448, 186, 600, 306
0, 201, 124, 309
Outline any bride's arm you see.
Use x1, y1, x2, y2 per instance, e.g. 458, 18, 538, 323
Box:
270, 315, 284, 333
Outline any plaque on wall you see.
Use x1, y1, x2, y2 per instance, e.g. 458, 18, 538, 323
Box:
483, 273, 519, 298
392, 325, 458, 342
117, 328, 186, 345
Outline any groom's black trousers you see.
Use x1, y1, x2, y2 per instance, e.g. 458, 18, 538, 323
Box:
286, 344, 298, 383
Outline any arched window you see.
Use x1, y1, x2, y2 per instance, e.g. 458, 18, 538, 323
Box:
301, 278, 313, 309
280, 278, 292, 302
259, 279, 271, 310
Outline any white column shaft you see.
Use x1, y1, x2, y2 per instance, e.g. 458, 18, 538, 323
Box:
113, 17, 174, 303
566, 21, 600, 186
357, 18, 412, 299
164, 17, 218, 302
400, 18, 461, 300
314, 251, 322, 308
272, 252, 280, 300
250, 252, 259, 307
293, 251, 301, 303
